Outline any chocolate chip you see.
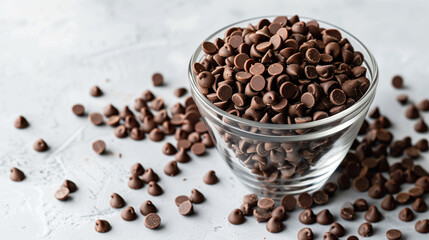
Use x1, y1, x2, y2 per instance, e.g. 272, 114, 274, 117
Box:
121, 206, 137, 221
244, 194, 258, 207
9, 167, 25, 182
297, 193, 313, 209
128, 175, 144, 189
33, 139, 48, 152
150, 97, 164, 111
323, 232, 338, 240
103, 104, 119, 117
178, 200, 194, 216
340, 202, 355, 220
396, 94, 408, 105
391, 75, 403, 89
147, 181, 163, 196
149, 128, 165, 142
416, 176, 429, 192
130, 127, 145, 140
95, 219, 111, 233
353, 176, 370, 192
338, 173, 351, 190
174, 87, 187, 98
415, 118, 428, 133
298, 227, 314, 240
72, 104, 85, 116
415, 219, 429, 233
143, 213, 161, 230
253, 208, 271, 222
358, 222, 373, 237
405, 104, 419, 119
386, 229, 402, 240
257, 197, 275, 211
55, 187, 70, 201
14, 115, 29, 129
62, 179, 77, 193
317, 209, 334, 225
266, 216, 283, 233
142, 89, 155, 101
175, 148, 190, 163
152, 73, 164, 86
381, 195, 396, 211
280, 194, 296, 211
418, 99, 429, 111
353, 198, 369, 211
110, 193, 125, 208
191, 142, 206, 156
203, 170, 218, 185
175, 195, 189, 207
396, 192, 410, 204
89, 112, 104, 126
345, 235, 359, 240
106, 115, 120, 127
412, 198, 428, 212
399, 207, 415, 222
409, 186, 424, 198
130, 163, 144, 176
189, 189, 205, 204
323, 182, 338, 197
141, 168, 159, 183
92, 140, 106, 155
364, 205, 382, 222
164, 160, 179, 176
329, 222, 345, 237
312, 190, 328, 205
299, 209, 316, 224
228, 209, 245, 225
140, 200, 157, 216
90, 85, 102, 97
415, 138, 429, 151
368, 184, 385, 199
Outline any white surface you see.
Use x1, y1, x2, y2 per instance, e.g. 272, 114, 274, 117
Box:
0, 0, 428, 239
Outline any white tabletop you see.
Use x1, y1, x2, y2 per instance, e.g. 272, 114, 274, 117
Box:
0, 0, 428, 239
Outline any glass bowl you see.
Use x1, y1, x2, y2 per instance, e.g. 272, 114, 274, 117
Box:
188, 16, 378, 198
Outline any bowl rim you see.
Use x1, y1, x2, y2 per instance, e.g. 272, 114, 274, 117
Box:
188, 15, 379, 130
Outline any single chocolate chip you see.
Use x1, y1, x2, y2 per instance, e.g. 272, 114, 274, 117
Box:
365, 205, 382, 222
244, 194, 258, 207
271, 206, 286, 221
381, 195, 396, 211
312, 190, 329, 205
103, 104, 119, 117
340, 202, 355, 220
281, 194, 296, 211
175, 195, 189, 207
368, 184, 385, 199
55, 187, 70, 201
416, 176, 429, 192
323, 182, 338, 197
92, 140, 106, 155
179, 200, 194, 216
128, 175, 144, 189
95, 219, 111, 233
33, 139, 48, 152
415, 118, 428, 133
391, 75, 403, 89
9, 167, 25, 182
203, 170, 218, 185
130, 163, 144, 176
415, 219, 429, 233
162, 142, 177, 156
399, 207, 415, 222
228, 209, 245, 225
415, 138, 429, 151
140, 200, 157, 216
412, 198, 428, 212
266, 216, 283, 233
142, 89, 155, 101
147, 181, 163, 196
152, 73, 164, 86
141, 168, 159, 183
386, 229, 402, 240
323, 232, 338, 240
121, 206, 137, 221
106, 115, 120, 127
299, 209, 316, 224
14, 115, 29, 129
191, 142, 206, 156
297, 193, 313, 209
150, 97, 165, 111
405, 104, 419, 119
189, 189, 205, 204
298, 227, 314, 240
418, 99, 429, 111
130, 128, 145, 140
90, 85, 103, 97
345, 235, 359, 240
329, 222, 345, 237
358, 222, 373, 237
149, 128, 165, 142
353, 198, 369, 211
174, 87, 187, 98
110, 193, 125, 208
175, 148, 191, 163
338, 173, 351, 189
353, 176, 370, 192
144, 213, 161, 229
89, 112, 104, 126
114, 125, 128, 138
396, 94, 408, 105
164, 160, 179, 176
253, 208, 271, 222
396, 192, 410, 205
409, 186, 424, 198
317, 209, 334, 225
330, 89, 346, 106
62, 179, 77, 193
72, 104, 85, 116
257, 197, 275, 211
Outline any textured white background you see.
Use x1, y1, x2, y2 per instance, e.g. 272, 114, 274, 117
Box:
0, 0, 428, 239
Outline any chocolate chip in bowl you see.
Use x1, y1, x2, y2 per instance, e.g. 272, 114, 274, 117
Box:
188, 15, 379, 197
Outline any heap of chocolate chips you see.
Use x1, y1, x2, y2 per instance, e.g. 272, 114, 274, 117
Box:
195, 15, 369, 124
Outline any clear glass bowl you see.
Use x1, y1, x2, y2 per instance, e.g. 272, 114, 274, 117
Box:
188, 16, 378, 198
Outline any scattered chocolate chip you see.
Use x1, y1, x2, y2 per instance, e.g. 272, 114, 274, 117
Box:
391, 75, 403, 89
14, 115, 29, 129
281, 194, 296, 211
114, 125, 128, 138
163, 142, 177, 155
353, 198, 369, 211
164, 160, 179, 176
253, 208, 272, 222
140, 200, 157, 216
381, 194, 396, 211
130, 163, 144, 176
121, 206, 137, 221
358, 222, 373, 237
416, 176, 429, 192
405, 104, 419, 119
257, 197, 275, 211
299, 209, 316, 225
151, 97, 165, 111
329, 222, 345, 237
415, 118, 428, 133
144, 213, 161, 229
175, 148, 191, 163
297, 193, 313, 209
55, 187, 70, 201
128, 175, 144, 189
106, 115, 120, 126
92, 140, 106, 154
175, 195, 189, 207
149, 128, 165, 141
95, 219, 111, 233
228, 209, 245, 225
147, 181, 163, 196
244, 193, 258, 207
178, 200, 194, 216
266, 216, 283, 233
90, 85, 103, 97
188, 188, 205, 204
33, 138, 48, 152
203, 170, 218, 185
174, 88, 187, 98
417, 99, 429, 111
298, 227, 314, 240
103, 104, 119, 117
415, 219, 429, 233
323, 232, 338, 240
312, 190, 329, 205
364, 205, 382, 222
345, 235, 359, 240
72, 104, 85, 116
9, 167, 25, 182
89, 112, 104, 126
415, 138, 429, 151
396, 94, 408, 105
340, 202, 355, 220
398, 207, 415, 222
62, 179, 77, 193
317, 209, 334, 225
386, 229, 402, 240
412, 198, 428, 212
152, 73, 164, 86
191, 142, 206, 156
110, 193, 125, 208
396, 192, 410, 205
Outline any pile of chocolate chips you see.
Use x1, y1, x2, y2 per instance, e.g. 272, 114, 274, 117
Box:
194, 15, 369, 124
228, 75, 429, 238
